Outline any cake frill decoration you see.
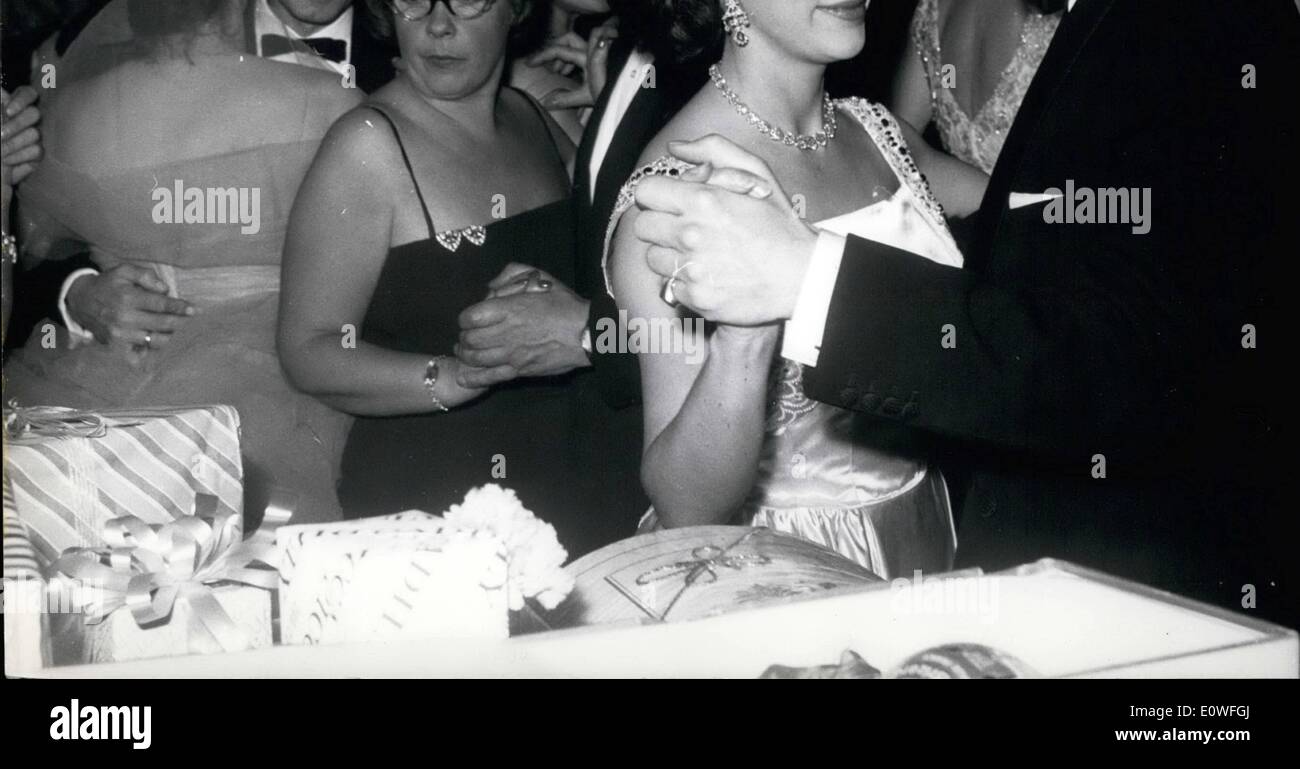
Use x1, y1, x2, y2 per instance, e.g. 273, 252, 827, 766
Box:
444, 484, 574, 611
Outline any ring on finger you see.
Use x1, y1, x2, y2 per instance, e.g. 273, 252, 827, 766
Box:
660, 277, 680, 307
660, 260, 694, 308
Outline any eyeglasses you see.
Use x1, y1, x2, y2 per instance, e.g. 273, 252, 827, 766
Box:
389, 0, 498, 22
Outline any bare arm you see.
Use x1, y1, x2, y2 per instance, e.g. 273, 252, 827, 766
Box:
610, 202, 778, 527
277, 109, 486, 416
888, 29, 933, 135
887, 1, 987, 219
898, 118, 987, 219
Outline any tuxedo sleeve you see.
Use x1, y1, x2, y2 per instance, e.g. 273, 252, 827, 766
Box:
798, 233, 1221, 463
585, 288, 642, 409
5, 251, 95, 336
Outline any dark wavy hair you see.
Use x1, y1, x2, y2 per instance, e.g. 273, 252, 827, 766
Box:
362, 0, 547, 55
615, 0, 723, 67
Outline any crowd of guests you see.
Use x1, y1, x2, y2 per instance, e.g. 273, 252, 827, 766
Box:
1, 0, 1294, 623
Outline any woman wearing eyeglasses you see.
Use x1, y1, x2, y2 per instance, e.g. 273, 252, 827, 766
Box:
279, 0, 632, 555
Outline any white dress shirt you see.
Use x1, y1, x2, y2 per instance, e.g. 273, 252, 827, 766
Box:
587, 48, 655, 203
783, 0, 1077, 366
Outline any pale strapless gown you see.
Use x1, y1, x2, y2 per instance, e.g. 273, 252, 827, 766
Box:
604, 99, 963, 579
5, 5, 358, 522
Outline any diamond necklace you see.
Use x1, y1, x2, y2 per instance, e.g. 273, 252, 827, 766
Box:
708, 64, 838, 151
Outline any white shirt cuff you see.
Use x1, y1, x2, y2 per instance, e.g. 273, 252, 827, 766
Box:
781, 231, 846, 368
58, 267, 99, 340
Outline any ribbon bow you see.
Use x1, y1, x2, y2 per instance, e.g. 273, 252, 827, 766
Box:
51, 492, 295, 655
3, 401, 145, 442
632, 529, 771, 620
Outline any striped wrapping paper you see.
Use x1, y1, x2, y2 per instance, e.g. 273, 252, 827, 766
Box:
3, 474, 42, 579
3, 405, 244, 556
4, 467, 51, 674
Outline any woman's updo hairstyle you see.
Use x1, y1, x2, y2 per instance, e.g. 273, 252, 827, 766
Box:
615, 0, 725, 68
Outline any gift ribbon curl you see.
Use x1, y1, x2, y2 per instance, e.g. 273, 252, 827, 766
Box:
634, 529, 771, 620
4, 401, 150, 442
51, 492, 295, 655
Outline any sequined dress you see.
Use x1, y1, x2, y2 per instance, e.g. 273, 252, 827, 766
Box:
603, 99, 964, 579
911, 0, 1061, 173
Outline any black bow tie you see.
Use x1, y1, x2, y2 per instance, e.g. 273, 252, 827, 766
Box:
260, 33, 346, 63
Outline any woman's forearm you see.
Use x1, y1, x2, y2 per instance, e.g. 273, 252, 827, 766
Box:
281, 332, 483, 416
642, 326, 779, 527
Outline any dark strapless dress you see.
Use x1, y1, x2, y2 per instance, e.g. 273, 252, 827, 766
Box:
337, 103, 643, 559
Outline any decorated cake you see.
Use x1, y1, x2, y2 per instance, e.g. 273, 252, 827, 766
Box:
277, 485, 573, 646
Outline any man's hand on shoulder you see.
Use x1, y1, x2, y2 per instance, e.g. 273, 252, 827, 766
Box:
632, 135, 818, 326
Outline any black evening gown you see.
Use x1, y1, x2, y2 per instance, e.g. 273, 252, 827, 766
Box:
338, 104, 639, 559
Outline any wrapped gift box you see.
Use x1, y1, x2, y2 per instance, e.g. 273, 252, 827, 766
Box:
277, 515, 511, 646
3, 403, 245, 556
4, 492, 53, 672
78, 583, 272, 664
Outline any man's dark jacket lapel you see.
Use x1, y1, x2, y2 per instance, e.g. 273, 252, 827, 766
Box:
971, 0, 1117, 267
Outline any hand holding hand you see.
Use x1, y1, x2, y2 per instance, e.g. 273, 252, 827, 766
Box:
65, 264, 195, 349
455, 264, 592, 387
633, 135, 819, 326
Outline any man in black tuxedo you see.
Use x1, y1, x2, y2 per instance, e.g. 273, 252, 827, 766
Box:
629, 0, 1298, 622
12, 0, 395, 353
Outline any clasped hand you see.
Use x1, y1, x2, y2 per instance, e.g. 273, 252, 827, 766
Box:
454, 263, 592, 389
633, 135, 820, 326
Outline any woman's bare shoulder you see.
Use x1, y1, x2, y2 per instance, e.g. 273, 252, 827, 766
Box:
634, 94, 722, 168
304, 103, 409, 192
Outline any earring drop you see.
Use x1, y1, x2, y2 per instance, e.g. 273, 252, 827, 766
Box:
722, 0, 751, 47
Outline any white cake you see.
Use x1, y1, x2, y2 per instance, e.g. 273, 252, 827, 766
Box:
277, 486, 572, 646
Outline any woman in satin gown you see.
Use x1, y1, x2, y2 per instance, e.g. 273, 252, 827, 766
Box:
4, 0, 362, 521
891, 0, 1064, 173
605, 0, 989, 578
